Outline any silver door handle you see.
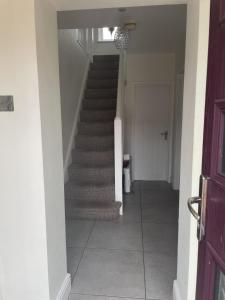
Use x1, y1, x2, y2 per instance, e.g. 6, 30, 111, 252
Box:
188, 197, 201, 221
187, 176, 209, 241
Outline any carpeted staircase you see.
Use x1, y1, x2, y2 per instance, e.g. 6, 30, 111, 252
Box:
65, 55, 121, 220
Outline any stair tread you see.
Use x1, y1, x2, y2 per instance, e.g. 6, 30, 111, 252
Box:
93, 55, 119, 62
78, 120, 114, 124
77, 134, 114, 138
74, 148, 114, 153
69, 163, 114, 169
86, 88, 117, 91
83, 99, 116, 110
81, 109, 115, 113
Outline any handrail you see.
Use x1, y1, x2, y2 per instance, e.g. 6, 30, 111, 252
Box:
114, 50, 127, 215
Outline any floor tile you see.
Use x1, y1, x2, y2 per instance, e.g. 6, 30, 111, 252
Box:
140, 181, 171, 191
71, 248, 145, 298
119, 202, 141, 223
132, 181, 141, 192
66, 220, 94, 247
69, 295, 142, 300
69, 294, 106, 300
124, 192, 141, 205
87, 221, 142, 251
144, 252, 176, 300
141, 200, 178, 224
67, 247, 83, 279
141, 189, 178, 204
143, 222, 178, 256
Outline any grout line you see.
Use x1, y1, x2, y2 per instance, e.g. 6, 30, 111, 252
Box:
139, 182, 147, 300
69, 291, 145, 299
70, 220, 97, 283
85, 246, 143, 253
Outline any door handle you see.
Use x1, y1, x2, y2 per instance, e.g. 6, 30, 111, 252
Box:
188, 197, 201, 221
160, 130, 168, 140
187, 176, 209, 241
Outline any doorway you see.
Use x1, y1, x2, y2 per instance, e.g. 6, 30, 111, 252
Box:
57, 2, 210, 300
57, 4, 186, 300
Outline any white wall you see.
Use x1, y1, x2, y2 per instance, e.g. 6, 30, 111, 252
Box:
34, 0, 68, 299
0, 1, 49, 299
58, 29, 90, 168
174, 1, 210, 300
0, 0, 68, 299
124, 53, 176, 180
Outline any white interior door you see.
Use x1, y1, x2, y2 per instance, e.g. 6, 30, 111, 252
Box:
133, 84, 171, 181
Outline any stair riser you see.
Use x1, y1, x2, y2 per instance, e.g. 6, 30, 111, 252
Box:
87, 79, 117, 89
65, 186, 115, 202
93, 55, 119, 63
83, 99, 116, 110
85, 89, 117, 99
72, 150, 114, 166
76, 136, 114, 151
66, 207, 120, 220
69, 167, 114, 184
80, 111, 115, 122
89, 70, 118, 80
78, 122, 114, 136
90, 63, 119, 71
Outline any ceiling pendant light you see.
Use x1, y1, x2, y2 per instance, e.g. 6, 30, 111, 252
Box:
114, 20, 136, 50
114, 27, 129, 50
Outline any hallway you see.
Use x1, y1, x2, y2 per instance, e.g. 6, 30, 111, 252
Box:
67, 181, 178, 300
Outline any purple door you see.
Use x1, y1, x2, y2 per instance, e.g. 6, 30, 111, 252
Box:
193, 0, 225, 299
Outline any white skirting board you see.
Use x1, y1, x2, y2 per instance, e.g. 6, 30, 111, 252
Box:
173, 280, 182, 300
63, 58, 90, 183
56, 273, 71, 300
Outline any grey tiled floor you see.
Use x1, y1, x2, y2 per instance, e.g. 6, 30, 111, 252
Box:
66, 181, 178, 300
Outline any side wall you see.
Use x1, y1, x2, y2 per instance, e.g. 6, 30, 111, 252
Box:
0, 1, 50, 299
58, 29, 90, 167
174, 0, 210, 299
35, 1, 68, 299
0, 1, 69, 299
124, 53, 176, 181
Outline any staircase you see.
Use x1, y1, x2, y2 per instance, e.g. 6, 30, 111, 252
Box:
65, 55, 121, 220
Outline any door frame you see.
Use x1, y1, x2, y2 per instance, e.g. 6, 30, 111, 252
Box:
54, 1, 211, 300
130, 82, 175, 182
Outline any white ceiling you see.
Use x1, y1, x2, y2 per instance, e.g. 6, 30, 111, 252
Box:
58, 5, 187, 54
54, 0, 186, 11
